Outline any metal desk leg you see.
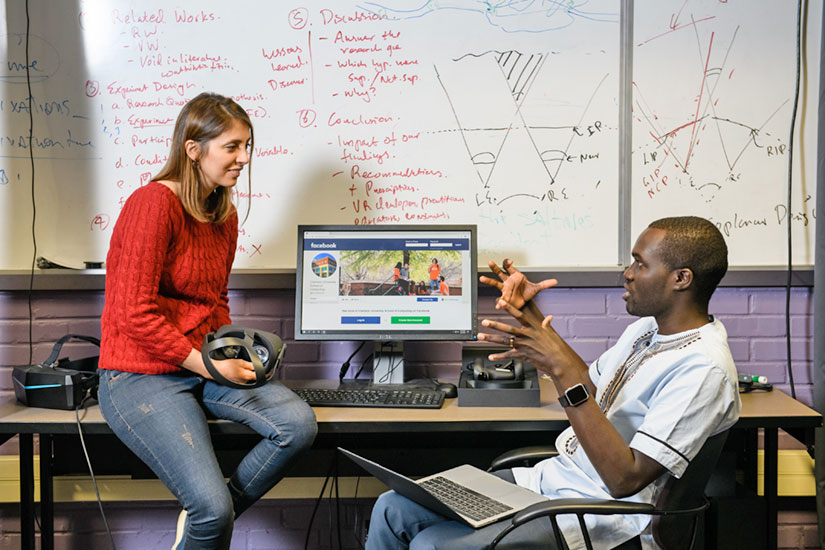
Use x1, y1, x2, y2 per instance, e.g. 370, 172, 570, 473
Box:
19, 433, 35, 550
40, 434, 54, 550
764, 427, 778, 550
743, 428, 759, 492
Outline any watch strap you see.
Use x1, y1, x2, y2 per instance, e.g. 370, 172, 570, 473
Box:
558, 383, 590, 407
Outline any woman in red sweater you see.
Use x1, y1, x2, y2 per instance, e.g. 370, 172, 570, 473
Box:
97, 93, 317, 550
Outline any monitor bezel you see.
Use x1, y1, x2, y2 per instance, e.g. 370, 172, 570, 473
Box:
294, 224, 478, 342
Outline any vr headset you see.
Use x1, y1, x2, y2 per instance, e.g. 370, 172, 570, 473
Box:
202, 325, 286, 389
13, 334, 100, 410
12, 327, 285, 409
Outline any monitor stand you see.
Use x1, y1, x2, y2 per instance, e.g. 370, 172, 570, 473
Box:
337, 341, 438, 390
371, 341, 405, 385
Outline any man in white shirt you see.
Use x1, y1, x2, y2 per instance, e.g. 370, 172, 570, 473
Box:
364, 216, 740, 550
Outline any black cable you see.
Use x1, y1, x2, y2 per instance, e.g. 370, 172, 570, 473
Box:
376, 344, 389, 384
376, 343, 403, 384
24, 0, 37, 366
339, 341, 366, 382
23, 6, 43, 532
353, 353, 374, 380
334, 452, 342, 550
784, 0, 804, 400
76, 396, 117, 549
351, 475, 365, 549
327, 478, 334, 550
304, 454, 336, 550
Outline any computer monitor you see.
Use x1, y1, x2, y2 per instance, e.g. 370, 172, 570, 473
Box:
295, 225, 478, 385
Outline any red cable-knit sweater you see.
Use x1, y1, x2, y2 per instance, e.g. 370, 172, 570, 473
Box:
99, 182, 238, 374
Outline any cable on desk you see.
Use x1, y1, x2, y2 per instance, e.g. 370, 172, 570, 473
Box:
76, 396, 117, 550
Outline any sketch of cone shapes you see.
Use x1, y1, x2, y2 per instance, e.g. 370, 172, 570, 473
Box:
435, 50, 570, 205
496, 50, 546, 103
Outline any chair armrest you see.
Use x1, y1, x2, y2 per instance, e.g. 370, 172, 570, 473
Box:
487, 446, 558, 472
488, 499, 656, 550
511, 498, 656, 527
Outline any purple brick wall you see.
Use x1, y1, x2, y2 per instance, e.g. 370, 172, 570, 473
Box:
0, 499, 375, 549
0, 286, 816, 549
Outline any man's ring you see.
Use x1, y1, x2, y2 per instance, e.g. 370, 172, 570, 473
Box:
508, 336, 515, 348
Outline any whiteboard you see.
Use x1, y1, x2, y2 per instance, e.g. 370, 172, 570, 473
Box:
1, 1, 819, 271
0, 0, 621, 270
632, 0, 819, 266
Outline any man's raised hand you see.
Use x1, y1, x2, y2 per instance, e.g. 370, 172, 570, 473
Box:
479, 259, 558, 310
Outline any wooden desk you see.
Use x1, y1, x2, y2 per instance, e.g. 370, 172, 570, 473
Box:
0, 379, 819, 550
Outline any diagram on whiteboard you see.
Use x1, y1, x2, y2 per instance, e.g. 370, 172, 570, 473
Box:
433, 49, 613, 210
634, 24, 790, 204
631, 0, 815, 266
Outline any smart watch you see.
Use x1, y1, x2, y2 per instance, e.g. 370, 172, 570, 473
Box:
558, 383, 590, 408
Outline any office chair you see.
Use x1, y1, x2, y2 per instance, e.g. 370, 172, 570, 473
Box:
486, 430, 729, 550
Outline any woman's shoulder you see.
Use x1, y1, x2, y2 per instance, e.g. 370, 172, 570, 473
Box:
127, 181, 177, 202
125, 182, 181, 211
117, 182, 184, 230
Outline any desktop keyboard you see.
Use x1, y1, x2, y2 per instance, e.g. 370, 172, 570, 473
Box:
419, 476, 512, 522
293, 387, 445, 409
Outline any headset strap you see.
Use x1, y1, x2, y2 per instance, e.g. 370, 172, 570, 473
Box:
42, 334, 101, 368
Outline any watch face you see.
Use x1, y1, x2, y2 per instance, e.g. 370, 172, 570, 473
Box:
566, 384, 589, 405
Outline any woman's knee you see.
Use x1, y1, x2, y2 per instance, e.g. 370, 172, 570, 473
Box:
188, 489, 235, 531
279, 398, 318, 449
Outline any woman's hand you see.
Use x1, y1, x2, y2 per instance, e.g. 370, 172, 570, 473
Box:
209, 358, 257, 384
479, 259, 557, 310
181, 348, 257, 384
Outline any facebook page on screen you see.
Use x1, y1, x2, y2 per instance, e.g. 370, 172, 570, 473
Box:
299, 230, 474, 336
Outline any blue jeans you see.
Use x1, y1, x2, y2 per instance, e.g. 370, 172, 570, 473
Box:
365, 470, 563, 550
98, 370, 317, 550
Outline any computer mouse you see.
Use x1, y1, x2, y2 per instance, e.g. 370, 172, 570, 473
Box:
436, 382, 458, 398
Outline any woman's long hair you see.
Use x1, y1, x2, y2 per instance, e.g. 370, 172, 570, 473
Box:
153, 92, 253, 224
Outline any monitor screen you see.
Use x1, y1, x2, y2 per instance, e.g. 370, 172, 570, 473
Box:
295, 225, 477, 342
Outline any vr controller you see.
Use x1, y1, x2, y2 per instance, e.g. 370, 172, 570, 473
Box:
471, 357, 524, 381
202, 326, 286, 389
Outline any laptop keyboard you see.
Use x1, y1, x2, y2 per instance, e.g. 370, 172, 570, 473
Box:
419, 476, 513, 522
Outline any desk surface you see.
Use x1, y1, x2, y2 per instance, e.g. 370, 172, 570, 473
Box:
0, 378, 819, 435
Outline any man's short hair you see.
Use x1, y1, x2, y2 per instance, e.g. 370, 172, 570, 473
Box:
648, 216, 728, 303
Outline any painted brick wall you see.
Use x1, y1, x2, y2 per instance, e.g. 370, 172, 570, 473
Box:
0, 286, 817, 549
0, 287, 815, 403
0, 499, 375, 549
